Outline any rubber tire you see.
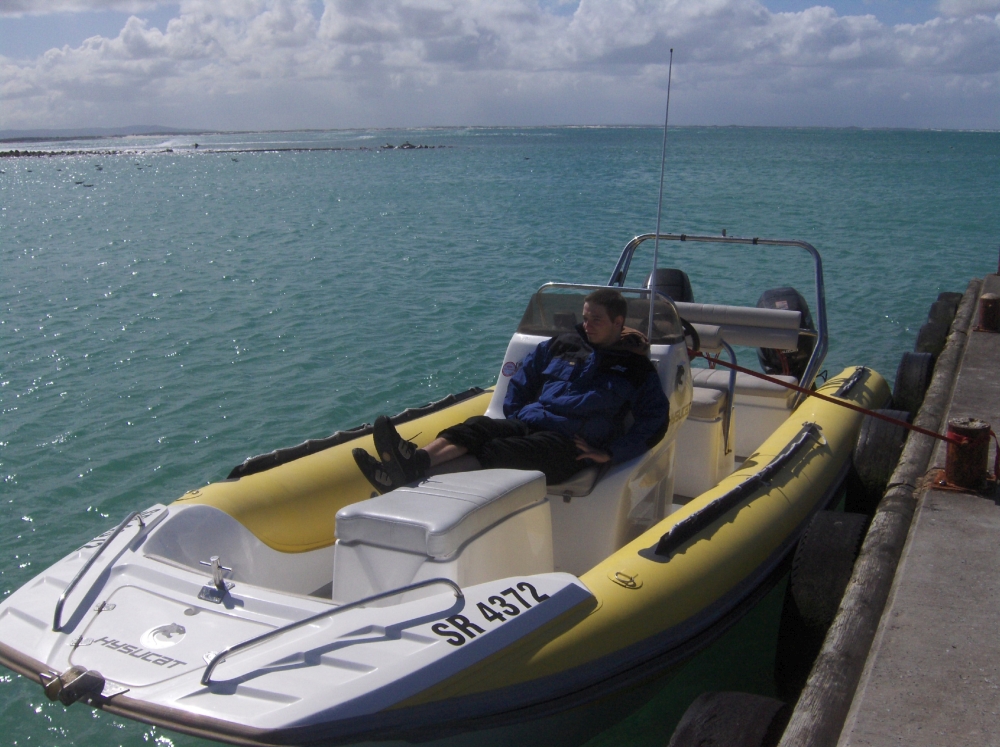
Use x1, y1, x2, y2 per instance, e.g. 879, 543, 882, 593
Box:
932, 292, 963, 322
790, 511, 867, 629
668, 691, 789, 747
846, 408, 912, 515
775, 511, 867, 700
915, 320, 949, 358
775, 582, 823, 701
892, 351, 934, 421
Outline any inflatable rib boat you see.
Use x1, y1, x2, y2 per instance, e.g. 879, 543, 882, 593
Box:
0, 234, 888, 745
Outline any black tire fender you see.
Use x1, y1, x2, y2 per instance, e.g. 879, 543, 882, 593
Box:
892, 350, 934, 421
775, 512, 866, 700
847, 408, 912, 515
790, 510, 868, 630
668, 691, 788, 747
929, 294, 961, 324
915, 320, 949, 359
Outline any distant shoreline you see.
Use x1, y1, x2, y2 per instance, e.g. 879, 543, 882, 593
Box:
3, 125, 996, 145
0, 143, 451, 158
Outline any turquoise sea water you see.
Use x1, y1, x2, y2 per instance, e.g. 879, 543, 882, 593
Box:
1, 126, 998, 746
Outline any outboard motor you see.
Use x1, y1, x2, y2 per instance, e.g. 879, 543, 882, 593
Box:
756, 287, 815, 380
645, 268, 694, 303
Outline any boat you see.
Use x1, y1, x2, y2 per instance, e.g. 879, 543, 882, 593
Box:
0, 233, 889, 745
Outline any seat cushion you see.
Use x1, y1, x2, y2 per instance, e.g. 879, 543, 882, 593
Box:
689, 387, 725, 420
692, 368, 797, 404
335, 469, 545, 559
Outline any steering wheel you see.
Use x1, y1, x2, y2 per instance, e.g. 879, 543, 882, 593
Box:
681, 317, 700, 354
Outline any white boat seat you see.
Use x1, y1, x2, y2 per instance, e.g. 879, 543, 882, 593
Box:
544, 404, 635, 498
691, 368, 797, 458
547, 466, 604, 498
335, 469, 546, 559
692, 368, 797, 406
689, 386, 725, 420
674, 387, 734, 498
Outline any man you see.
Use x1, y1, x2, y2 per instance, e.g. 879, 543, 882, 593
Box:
353, 288, 669, 493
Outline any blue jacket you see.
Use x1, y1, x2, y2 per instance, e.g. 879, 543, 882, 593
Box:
503, 327, 669, 464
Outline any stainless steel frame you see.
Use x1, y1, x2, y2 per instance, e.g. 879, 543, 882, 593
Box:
608, 233, 828, 408
53, 511, 146, 632
201, 577, 464, 686
719, 340, 737, 455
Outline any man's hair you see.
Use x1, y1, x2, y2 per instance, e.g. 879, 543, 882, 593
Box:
585, 288, 628, 323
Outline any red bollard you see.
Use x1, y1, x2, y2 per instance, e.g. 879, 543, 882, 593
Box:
980, 293, 1000, 332
945, 418, 991, 490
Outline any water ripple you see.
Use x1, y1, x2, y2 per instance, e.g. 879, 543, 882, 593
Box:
0, 126, 998, 746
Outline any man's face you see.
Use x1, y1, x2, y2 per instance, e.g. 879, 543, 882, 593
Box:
582, 302, 623, 347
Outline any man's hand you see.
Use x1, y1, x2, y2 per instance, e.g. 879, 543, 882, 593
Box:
574, 436, 611, 463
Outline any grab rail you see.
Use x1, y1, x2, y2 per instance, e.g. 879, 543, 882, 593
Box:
201, 577, 464, 686
654, 421, 823, 557
53, 511, 146, 632
609, 233, 828, 409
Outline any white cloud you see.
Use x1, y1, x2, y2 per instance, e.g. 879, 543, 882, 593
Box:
0, 0, 164, 16
937, 0, 1000, 17
0, 0, 997, 130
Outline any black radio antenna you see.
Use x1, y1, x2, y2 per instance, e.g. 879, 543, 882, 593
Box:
647, 48, 674, 342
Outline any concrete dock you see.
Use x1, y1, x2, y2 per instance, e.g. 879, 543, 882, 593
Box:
779, 273, 1000, 746
837, 273, 1000, 746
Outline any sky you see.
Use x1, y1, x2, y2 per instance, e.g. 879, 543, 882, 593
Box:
0, 0, 998, 132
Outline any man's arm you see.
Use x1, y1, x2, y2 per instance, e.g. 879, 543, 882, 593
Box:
606, 370, 669, 463
502, 339, 551, 418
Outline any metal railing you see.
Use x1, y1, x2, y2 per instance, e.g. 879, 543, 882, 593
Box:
201, 577, 464, 686
608, 233, 828, 408
53, 511, 146, 632
719, 340, 737, 455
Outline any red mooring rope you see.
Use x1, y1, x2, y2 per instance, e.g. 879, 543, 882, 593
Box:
689, 351, 967, 446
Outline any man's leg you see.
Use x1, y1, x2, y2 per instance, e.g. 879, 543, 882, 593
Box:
422, 438, 469, 466
354, 415, 501, 493
420, 439, 481, 475
355, 415, 587, 493
437, 416, 587, 483
476, 428, 586, 484
380, 416, 509, 475
432, 417, 529, 463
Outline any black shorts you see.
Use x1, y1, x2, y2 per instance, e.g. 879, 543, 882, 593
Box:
437, 415, 588, 484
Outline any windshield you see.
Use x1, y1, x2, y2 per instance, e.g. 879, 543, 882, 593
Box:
516, 285, 684, 345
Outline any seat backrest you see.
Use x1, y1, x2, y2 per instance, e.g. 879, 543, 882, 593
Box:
485, 333, 549, 418
689, 386, 726, 420
691, 368, 797, 405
